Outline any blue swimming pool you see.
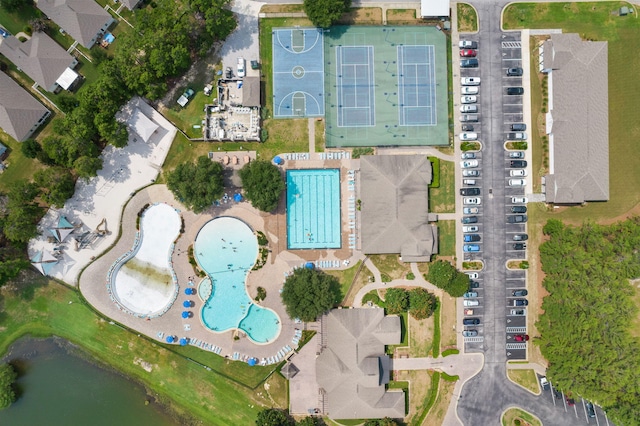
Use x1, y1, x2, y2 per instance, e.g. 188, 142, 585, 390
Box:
195, 217, 281, 344
286, 169, 341, 249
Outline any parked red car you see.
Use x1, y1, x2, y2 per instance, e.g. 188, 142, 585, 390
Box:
514, 334, 530, 342
460, 49, 477, 57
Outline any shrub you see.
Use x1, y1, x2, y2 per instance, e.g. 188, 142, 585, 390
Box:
428, 157, 440, 188
406, 272, 415, 280
384, 288, 409, 314
380, 273, 392, 283
255, 286, 267, 302
408, 288, 437, 320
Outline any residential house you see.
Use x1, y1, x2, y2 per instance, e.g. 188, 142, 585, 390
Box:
36, 0, 115, 49
0, 33, 79, 92
0, 72, 51, 141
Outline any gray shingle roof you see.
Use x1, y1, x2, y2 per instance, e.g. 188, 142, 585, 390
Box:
0, 72, 50, 141
360, 155, 438, 261
0, 33, 75, 91
241, 76, 260, 107
36, 0, 113, 48
120, 0, 141, 10
543, 33, 609, 204
316, 309, 405, 419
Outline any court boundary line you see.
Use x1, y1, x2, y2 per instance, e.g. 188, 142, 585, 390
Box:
274, 28, 323, 55
276, 90, 323, 118
397, 45, 438, 127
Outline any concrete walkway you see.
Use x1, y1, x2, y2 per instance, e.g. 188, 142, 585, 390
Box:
308, 118, 316, 153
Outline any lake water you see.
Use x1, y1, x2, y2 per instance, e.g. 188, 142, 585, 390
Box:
0, 338, 178, 426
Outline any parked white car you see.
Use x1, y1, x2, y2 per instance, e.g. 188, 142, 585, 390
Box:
463, 197, 482, 205
461, 95, 477, 104
463, 207, 479, 214
463, 225, 479, 233
466, 272, 479, 279
237, 57, 246, 77
461, 86, 479, 95
508, 179, 527, 186
461, 77, 481, 86
511, 197, 528, 203
510, 169, 527, 177
463, 299, 479, 307
459, 132, 478, 141
460, 160, 479, 168
461, 152, 476, 159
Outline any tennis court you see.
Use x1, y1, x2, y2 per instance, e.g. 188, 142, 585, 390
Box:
324, 26, 448, 147
272, 28, 325, 118
335, 46, 376, 127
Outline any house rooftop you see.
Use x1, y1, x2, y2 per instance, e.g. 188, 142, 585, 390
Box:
0, 72, 50, 141
36, 0, 113, 48
543, 33, 609, 204
360, 155, 438, 261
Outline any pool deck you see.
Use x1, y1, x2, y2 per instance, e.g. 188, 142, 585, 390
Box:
80, 150, 372, 362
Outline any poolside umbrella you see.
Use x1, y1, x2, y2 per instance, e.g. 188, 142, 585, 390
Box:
247, 358, 257, 367
273, 155, 283, 165
184, 288, 193, 295
179, 338, 188, 346
181, 311, 189, 319
234, 193, 243, 202
166, 336, 175, 343
183, 300, 193, 308
305, 262, 314, 269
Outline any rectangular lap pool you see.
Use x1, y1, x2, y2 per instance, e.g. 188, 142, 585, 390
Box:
286, 169, 341, 249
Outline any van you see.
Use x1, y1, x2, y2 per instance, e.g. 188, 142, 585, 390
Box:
237, 57, 246, 78
507, 132, 527, 140
463, 299, 479, 307
460, 114, 479, 122
461, 77, 481, 86
460, 105, 478, 113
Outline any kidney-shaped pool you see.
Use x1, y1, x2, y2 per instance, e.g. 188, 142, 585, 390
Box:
195, 217, 280, 344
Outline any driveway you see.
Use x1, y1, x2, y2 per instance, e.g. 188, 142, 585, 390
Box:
219, 0, 265, 78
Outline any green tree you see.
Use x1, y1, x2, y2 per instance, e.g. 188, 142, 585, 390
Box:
363, 419, 400, 426
384, 288, 409, 314
167, 156, 224, 213
0, 363, 17, 409
255, 408, 295, 426
426, 260, 468, 297
239, 160, 285, 212
303, 0, 351, 28
21, 139, 42, 159
0, 258, 31, 287
73, 156, 102, 179
296, 417, 322, 426
408, 288, 437, 320
281, 268, 341, 322
0, 0, 31, 12
34, 167, 75, 207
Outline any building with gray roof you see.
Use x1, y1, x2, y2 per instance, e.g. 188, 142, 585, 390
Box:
316, 308, 405, 419
36, 0, 115, 49
0, 72, 50, 141
360, 155, 438, 261
120, 0, 141, 10
0, 33, 78, 92
540, 33, 609, 204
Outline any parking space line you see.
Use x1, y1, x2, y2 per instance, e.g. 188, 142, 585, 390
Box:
581, 399, 588, 421
561, 390, 567, 412
549, 382, 556, 406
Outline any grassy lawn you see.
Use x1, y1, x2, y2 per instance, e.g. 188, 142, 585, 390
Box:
437, 220, 455, 257
337, 7, 382, 25
0, 4, 40, 35
0, 130, 46, 192
503, 1, 640, 223
325, 261, 361, 305
0, 276, 285, 425
422, 376, 455, 426
528, 39, 546, 193
430, 160, 455, 213
501, 407, 542, 426
507, 369, 540, 394
408, 312, 434, 357
457, 3, 478, 32
395, 370, 434, 425
314, 119, 325, 152
368, 254, 412, 281
630, 281, 640, 339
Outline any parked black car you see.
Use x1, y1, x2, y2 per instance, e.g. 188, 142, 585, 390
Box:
469, 281, 480, 289
507, 215, 527, 223
510, 160, 527, 168
510, 123, 526, 131
460, 59, 479, 68
506, 87, 524, 95
462, 216, 478, 224
513, 299, 528, 306
513, 243, 527, 250
463, 318, 480, 325
513, 289, 528, 297
460, 188, 481, 196
511, 206, 527, 213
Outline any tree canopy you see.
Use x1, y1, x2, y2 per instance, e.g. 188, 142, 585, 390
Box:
384, 288, 409, 314
167, 156, 224, 213
281, 267, 342, 322
34, 167, 75, 208
537, 218, 640, 425
426, 260, 469, 297
0, 363, 17, 409
1, 180, 41, 243
255, 408, 295, 426
303, 0, 351, 28
239, 160, 285, 212
408, 287, 438, 320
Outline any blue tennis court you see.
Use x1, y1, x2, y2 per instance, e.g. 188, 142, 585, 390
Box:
272, 28, 325, 118
286, 169, 341, 250
397, 45, 437, 126
336, 46, 376, 127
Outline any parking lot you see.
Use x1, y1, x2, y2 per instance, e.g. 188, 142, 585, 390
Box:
457, 32, 531, 359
